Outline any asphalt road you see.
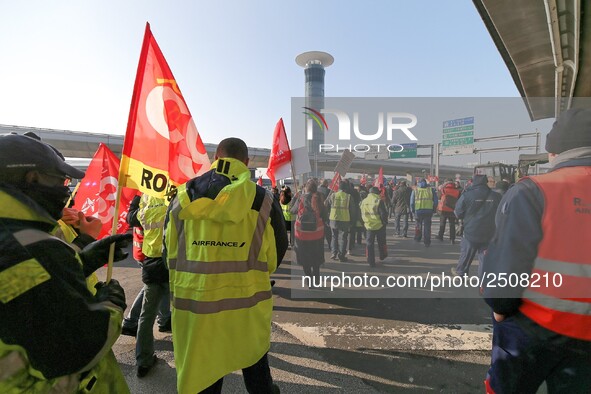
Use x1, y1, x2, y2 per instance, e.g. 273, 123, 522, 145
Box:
98, 217, 498, 393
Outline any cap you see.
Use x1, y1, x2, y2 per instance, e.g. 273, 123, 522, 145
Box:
369, 186, 380, 194
0, 134, 85, 179
545, 108, 591, 154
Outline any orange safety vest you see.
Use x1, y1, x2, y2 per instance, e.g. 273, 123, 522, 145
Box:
437, 184, 460, 213
518, 166, 591, 340
132, 226, 145, 262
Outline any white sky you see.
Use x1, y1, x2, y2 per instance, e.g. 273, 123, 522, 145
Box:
0, 0, 553, 166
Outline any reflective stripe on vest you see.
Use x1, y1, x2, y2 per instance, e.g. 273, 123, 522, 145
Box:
414, 187, 434, 210
169, 190, 274, 313
329, 191, 350, 222
360, 193, 383, 230
518, 166, 591, 340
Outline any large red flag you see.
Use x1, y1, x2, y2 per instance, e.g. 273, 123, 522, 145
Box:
266, 118, 292, 188
119, 22, 210, 199
73, 143, 135, 239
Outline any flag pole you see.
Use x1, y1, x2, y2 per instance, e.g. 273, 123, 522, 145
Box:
290, 160, 299, 196
105, 183, 124, 283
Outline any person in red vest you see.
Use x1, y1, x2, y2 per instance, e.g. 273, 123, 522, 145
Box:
436, 179, 461, 244
482, 108, 591, 393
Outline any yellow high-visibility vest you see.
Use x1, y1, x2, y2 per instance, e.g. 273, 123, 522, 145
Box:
360, 193, 383, 230
165, 158, 277, 394
329, 191, 350, 222
414, 187, 434, 211
138, 194, 167, 258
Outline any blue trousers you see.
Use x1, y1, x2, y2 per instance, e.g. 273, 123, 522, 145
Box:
455, 238, 488, 276
395, 211, 409, 237
331, 227, 349, 259
136, 282, 170, 367
414, 211, 432, 246
123, 286, 170, 329
487, 315, 591, 393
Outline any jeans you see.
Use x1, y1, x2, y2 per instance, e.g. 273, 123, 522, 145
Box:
487, 316, 591, 393
455, 237, 488, 276
366, 227, 387, 266
414, 211, 433, 246
331, 227, 349, 259
200, 353, 277, 394
395, 211, 409, 236
136, 282, 170, 367
123, 287, 170, 329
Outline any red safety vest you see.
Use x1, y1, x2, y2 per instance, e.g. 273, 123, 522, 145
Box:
518, 166, 591, 340
437, 184, 460, 213
132, 226, 146, 262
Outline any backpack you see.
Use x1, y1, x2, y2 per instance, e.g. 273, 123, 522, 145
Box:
295, 193, 324, 240
298, 194, 317, 231
442, 193, 458, 210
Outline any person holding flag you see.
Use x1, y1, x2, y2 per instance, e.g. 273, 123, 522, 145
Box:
0, 134, 131, 393
164, 137, 287, 394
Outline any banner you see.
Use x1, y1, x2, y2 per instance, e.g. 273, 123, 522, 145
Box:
266, 118, 292, 187
329, 173, 341, 192
73, 143, 135, 239
119, 22, 210, 199
373, 167, 384, 188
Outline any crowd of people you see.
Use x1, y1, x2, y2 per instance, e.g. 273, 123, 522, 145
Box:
1, 107, 590, 393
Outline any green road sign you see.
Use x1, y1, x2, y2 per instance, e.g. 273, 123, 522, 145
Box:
389, 143, 417, 159
442, 117, 474, 155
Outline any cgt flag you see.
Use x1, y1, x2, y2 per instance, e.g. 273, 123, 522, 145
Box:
73, 143, 136, 239
266, 118, 292, 188
119, 22, 210, 199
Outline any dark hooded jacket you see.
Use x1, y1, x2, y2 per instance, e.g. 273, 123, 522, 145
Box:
392, 183, 412, 214
454, 175, 501, 243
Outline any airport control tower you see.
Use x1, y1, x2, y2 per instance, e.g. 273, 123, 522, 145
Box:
296, 51, 333, 178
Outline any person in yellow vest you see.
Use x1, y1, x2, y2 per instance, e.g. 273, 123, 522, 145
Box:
0, 134, 131, 393
279, 186, 293, 247
164, 137, 287, 393
128, 193, 170, 378
360, 187, 389, 267
326, 180, 356, 262
482, 108, 591, 393
410, 178, 438, 247
122, 194, 171, 338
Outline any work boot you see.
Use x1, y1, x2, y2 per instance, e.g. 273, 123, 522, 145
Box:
137, 355, 158, 378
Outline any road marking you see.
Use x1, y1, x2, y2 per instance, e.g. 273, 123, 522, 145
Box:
275, 322, 493, 351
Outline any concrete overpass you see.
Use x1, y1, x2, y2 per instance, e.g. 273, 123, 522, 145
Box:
473, 0, 590, 120
0, 124, 473, 180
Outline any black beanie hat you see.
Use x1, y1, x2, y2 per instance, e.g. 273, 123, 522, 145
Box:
545, 108, 591, 154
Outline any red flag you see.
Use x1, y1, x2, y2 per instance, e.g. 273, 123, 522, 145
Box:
360, 174, 367, 186
257, 176, 263, 186
266, 118, 292, 188
73, 143, 135, 239
329, 173, 341, 192
119, 22, 210, 199
373, 167, 384, 188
